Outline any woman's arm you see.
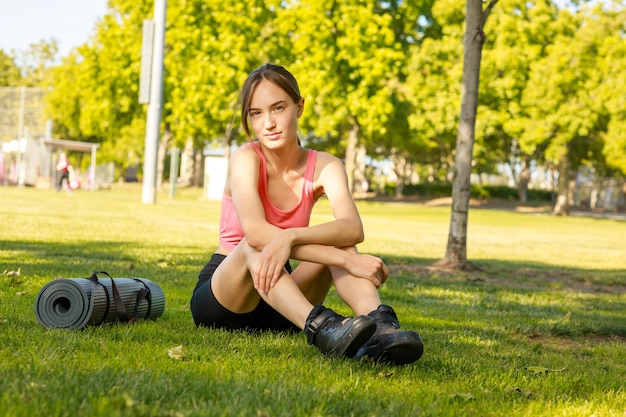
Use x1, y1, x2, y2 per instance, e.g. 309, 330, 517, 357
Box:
244, 151, 385, 290
233, 149, 364, 251
287, 153, 365, 248
229, 146, 284, 247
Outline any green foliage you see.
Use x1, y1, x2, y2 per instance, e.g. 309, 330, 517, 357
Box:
1, 186, 625, 416
398, 183, 552, 202
594, 3, 626, 175
0, 40, 60, 88
402, 182, 453, 197
165, 0, 276, 148
517, 2, 624, 174
15, 0, 626, 187
405, 0, 463, 170
45, 0, 151, 171
270, 0, 424, 160
0, 50, 22, 86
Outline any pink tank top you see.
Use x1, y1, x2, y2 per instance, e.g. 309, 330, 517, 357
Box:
219, 142, 317, 252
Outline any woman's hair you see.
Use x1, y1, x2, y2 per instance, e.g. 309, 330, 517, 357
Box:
239, 63, 301, 140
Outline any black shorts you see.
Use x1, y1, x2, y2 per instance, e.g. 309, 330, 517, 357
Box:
190, 253, 299, 332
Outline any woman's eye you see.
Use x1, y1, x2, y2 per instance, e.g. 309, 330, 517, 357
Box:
274, 105, 284, 112
249, 111, 261, 117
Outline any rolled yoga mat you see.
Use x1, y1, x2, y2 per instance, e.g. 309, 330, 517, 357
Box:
34, 272, 165, 329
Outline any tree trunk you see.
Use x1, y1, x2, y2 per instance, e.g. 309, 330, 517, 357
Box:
178, 137, 195, 187
156, 128, 173, 192
437, 0, 498, 271
192, 147, 204, 187
353, 144, 368, 197
518, 155, 530, 203
553, 152, 570, 215
390, 149, 407, 198
344, 120, 359, 194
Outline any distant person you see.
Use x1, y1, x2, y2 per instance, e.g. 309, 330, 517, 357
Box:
56, 152, 72, 193
190, 64, 423, 365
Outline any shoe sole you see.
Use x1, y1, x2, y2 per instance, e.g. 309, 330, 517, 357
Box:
357, 332, 424, 365
329, 316, 376, 358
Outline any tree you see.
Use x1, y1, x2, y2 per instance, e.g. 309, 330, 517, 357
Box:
45, 0, 280, 184
0, 43, 57, 143
0, 50, 22, 86
436, 0, 498, 270
164, 0, 278, 186
16, 40, 59, 87
271, 0, 418, 193
40, 0, 623, 202
477, 0, 560, 202
589, 1, 626, 177
46, 0, 152, 178
519, 2, 620, 215
404, 0, 465, 187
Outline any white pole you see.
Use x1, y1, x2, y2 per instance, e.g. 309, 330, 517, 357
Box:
169, 146, 178, 199
141, 0, 167, 204
17, 86, 25, 138
90, 145, 97, 191
16, 87, 25, 186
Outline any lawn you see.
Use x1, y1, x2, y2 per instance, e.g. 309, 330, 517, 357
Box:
1, 185, 624, 417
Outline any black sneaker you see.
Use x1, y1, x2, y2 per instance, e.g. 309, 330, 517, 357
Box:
355, 304, 424, 365
305, 305, 376, 358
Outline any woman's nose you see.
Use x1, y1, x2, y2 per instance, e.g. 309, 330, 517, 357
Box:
264, 115, 276, 128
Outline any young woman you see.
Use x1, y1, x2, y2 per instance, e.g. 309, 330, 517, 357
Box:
190, 64, 423, 365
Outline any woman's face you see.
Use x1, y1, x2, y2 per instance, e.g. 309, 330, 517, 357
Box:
248, 79, 303, 149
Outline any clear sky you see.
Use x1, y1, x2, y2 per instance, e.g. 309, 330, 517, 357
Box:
0, 0, 108, 57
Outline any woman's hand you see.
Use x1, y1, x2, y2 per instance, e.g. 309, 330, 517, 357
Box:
252, 231, 293, 293
344, 253, 390, 288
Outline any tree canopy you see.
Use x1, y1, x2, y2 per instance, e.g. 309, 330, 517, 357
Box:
3, 0, 625, 192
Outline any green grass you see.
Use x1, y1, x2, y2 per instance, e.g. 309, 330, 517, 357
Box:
1, 185, 625, 417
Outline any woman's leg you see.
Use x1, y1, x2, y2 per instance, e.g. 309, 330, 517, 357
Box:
209, 242, 262, 314
325, 247, 424, 365
209, 239, 377, 357
332, 268, 381, 315
290, 261, 333, 305
287, 248, 380, 316
211, 239, 316, 329
328, 247, 381, 315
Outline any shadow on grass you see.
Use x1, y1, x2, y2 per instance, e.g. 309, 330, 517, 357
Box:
369, 255, 626, 341
384, 255, 626, 293
0, 238, 208, 278
0, 238, 208, 317
4, 239, 625, 342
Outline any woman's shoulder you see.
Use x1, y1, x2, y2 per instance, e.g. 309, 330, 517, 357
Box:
231, 141, 261, 161
310, 150, 346, 183
310, 149, 340, 164
233, 141, 257, 153
312, 151, 346, 175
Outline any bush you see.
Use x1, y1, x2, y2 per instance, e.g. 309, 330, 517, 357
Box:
398, 183, 551, 202
471, 184, 490, 200
480, 185, 517, 200
401, 183, 452, 197
526, 188, 552, 201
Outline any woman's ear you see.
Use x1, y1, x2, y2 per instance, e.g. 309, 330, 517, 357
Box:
297, 97, 305, 117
